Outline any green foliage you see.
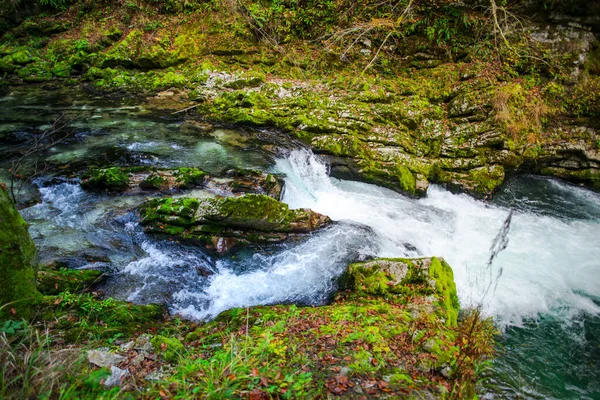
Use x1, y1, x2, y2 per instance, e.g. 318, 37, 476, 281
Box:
40, 0, 73, 11
244, 0, 337, 43
42, 291, 164, 339
80, 167, 129, 192
0, 320, 26, 335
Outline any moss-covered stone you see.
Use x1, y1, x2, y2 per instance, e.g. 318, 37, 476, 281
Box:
139, 173, 166, 190
151, 335, 185, 362
80, 167, 130, 192
222, 72, 265, 89
173, 167, 207, 189
0, 185, 42, 319
139, 194, 330, 253
37, 267, 105, 296
347, 257, 460, 326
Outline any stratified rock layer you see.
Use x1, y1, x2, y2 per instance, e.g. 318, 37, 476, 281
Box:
139, 194, 331, 253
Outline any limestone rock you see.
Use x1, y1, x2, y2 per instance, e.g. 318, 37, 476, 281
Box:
134, 334, 154, 353
139, 194, 331, 253
87, 349, 125, 368
347, 257, 460, 326
104, 366, 130, 388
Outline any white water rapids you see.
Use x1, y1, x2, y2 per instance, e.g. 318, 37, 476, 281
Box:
163, 150, 600, 326
24, 150, 600, 327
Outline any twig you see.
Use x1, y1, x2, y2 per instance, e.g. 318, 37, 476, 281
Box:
172, 103, 200, 114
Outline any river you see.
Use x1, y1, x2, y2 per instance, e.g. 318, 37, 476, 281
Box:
2, 86, 599, 399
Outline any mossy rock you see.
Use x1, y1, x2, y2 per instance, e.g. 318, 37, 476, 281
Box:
37, 267, 105, 296
192, 194, 331, 233
223, 73, 266, 89
0, 185, 42, 319
139, 194, 330, 252
347, 257, 460, 326
151, 335, 185, 362
540, 166, 600, 191
174, 167, 207, 189
80, 167, 130, 192
141, 194, 330, 233
139, 173, 166, 190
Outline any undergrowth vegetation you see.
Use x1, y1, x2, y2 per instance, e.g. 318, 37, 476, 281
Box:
0, 295, 497, 399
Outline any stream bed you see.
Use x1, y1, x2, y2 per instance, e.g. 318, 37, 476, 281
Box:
1, 86, 599, 399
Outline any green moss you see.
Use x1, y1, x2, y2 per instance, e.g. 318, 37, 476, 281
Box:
467, 165, 505, 195
100, 29, 142, 69
348, 257, 460, 326
428, 257, 460, 326
140, 197, 200, 226
139, 173, 166, 190
37, 267, 104, 296
174, 167, 207, 188
0, 186, 42, 319
80, 167, 130, 192
358, 159, 419, 196
151, 335, 185, 362
151, 70, 187, 89
10, 50, 33, 65
397, 164, 417, 194
193, 194, 326, 233
37, 292, 164, 340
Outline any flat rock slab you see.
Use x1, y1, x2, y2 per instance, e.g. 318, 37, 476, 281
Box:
87, 349, 125, 368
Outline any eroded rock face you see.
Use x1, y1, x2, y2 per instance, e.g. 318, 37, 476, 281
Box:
0, 185, 42, 319
347, 257, 460, 326
139, 194, 331, 253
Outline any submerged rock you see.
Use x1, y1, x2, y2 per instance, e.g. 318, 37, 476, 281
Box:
139, 194, 331, 253
0, 185, 42, 319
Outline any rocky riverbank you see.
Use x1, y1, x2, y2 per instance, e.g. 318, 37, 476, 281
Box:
0, 1, 599, 199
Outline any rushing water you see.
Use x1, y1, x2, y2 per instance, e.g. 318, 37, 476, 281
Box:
2, 87, 600, 399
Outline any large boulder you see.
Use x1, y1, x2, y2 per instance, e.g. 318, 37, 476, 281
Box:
347, 257, 460, 326
139, 194, 331, 253
0, 185, 42, 319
